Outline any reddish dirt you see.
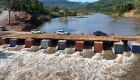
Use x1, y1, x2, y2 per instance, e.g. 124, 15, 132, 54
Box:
0, 11, 32, 31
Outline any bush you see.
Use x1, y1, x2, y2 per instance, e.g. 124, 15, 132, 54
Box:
37, 15, 51, 22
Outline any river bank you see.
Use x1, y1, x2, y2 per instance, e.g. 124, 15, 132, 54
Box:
123, 10, 140, 18
1, 10, 140, 34
110, 10, 140, 19
0, 10, 78, 31
0, 11, 44, 31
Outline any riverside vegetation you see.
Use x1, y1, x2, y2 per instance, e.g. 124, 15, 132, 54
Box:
0, 0, 140, 31
86, 0, 140, 17
0, 0, 77, 31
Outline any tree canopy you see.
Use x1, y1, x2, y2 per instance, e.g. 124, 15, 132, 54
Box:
134, 0, 140, 12
87, 0, 140, 13
0, 0, 44, 12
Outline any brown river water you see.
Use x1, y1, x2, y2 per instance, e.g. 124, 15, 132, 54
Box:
0, 45, 140, 80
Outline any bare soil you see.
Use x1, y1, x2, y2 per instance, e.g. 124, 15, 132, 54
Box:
0, 11, 32, 31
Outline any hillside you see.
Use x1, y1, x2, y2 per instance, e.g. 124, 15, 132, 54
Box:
87, 0, 133, 7
40, 0, 86, 8
87, 0, 134, 13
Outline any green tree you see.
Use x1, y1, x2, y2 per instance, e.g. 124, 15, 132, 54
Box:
6, 0, 44, 12
134, 0, 140, 12
0, 0, 44, 24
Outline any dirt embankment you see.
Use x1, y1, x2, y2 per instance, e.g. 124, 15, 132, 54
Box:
0, 11, 50, 31
0, 11, 32, 31
123, 10, 140, 18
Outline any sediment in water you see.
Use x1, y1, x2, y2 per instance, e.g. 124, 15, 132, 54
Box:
0, 46, 139, 80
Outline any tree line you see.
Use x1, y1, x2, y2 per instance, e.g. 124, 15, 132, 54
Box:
0, 0, 77, 24
0, 0, 44, 12
135, 0, 140, 13
87, 0, 140, 13
0, 0, 45, 24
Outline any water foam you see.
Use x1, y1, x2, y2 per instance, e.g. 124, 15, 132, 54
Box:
0, 46, 139, 80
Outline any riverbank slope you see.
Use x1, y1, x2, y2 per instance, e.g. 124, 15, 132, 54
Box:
0, 9, 78, 31
123, 10, 140, 18
0, 11, 52, 31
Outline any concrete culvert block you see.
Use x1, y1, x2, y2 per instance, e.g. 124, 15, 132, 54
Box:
75, 41, 84, 51
0, 38, 9, 45
0, 38, 4, 45
25, 38, 33, 48
10, 39, 18, 47
94, 41, 103, 53
114, 41, 124, 54
41, 39, 50, 49
58, 40, 66, 50
128, 41, 140, 53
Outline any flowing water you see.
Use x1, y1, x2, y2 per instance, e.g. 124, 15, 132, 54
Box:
1, 13, 140, 80
0, 45, 140, 80
40, 13, 140, 35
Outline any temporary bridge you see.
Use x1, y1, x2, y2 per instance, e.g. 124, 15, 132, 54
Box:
0, 32, 140, 54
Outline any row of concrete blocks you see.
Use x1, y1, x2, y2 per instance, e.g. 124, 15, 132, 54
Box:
0, 38, 103, 53
0, 38, 140, 53
113, 41, 140, 54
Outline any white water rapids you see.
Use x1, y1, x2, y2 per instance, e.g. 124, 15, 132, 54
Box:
0, 45, 140, 80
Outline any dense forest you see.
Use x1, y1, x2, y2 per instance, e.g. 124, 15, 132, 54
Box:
87, 0, 140, 14
1, 0, 140, 16
0, 0, 77, 17
40, 0, 87, 8
0, 0, 44, 12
